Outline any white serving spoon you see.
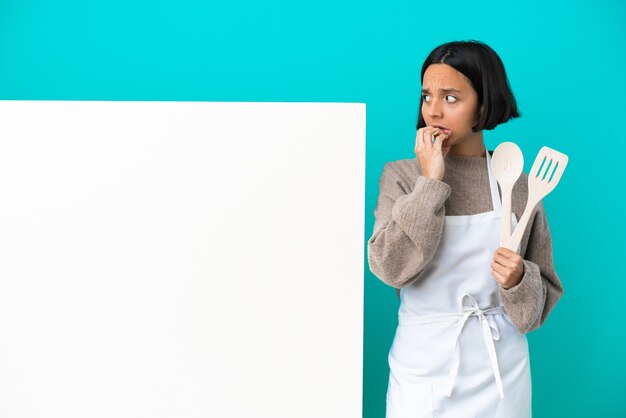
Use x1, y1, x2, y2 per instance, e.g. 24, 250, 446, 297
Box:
492, 142, 524, 247
504, 146, 569, 253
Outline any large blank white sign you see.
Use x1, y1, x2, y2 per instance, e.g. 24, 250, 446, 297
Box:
0, 101, 365, 418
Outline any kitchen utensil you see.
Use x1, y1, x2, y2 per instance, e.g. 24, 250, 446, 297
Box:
504, 146, 569, 253
492, 142, 524, 247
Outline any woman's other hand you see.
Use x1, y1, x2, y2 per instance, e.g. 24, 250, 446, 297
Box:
491, 247, 525, 289
414, 126, 450, 181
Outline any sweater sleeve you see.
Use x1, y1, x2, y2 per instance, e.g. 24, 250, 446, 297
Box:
367, 162, 451, 288
499, 201, 564, 334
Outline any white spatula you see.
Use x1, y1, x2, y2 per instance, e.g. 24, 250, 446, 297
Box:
503, 146, 569, 253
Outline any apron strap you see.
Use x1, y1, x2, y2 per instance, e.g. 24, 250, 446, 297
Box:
485, 148, 502, 215
444, 293, 506, 399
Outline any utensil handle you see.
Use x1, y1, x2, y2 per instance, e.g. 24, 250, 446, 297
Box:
504, 197, 537, 253
500, 187, 513, 247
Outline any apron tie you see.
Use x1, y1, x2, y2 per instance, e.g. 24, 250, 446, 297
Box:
445, 293, 505, 399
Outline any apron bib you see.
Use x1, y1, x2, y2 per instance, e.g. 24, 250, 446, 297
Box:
386, 148, 532, 418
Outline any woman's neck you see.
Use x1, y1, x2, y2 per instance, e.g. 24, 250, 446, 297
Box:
448, 130, 485, 157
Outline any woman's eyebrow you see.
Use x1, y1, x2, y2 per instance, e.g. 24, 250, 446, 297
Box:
421, 88, 462, 93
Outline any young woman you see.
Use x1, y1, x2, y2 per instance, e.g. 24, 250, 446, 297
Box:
367, 40, 564, 417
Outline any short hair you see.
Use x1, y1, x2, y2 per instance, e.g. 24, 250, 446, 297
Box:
416, 40, 521, 131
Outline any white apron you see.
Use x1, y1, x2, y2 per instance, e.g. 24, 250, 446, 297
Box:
386, 148, 532, 418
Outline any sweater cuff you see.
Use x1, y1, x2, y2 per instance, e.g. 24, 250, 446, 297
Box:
410, 175, 451, 207
500, 259, 543, 303
414, 174, 450, 193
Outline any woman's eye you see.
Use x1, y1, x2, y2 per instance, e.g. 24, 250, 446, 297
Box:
421, 94, 457, 102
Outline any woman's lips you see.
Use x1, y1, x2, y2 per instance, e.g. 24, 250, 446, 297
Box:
433, 125, 452, 135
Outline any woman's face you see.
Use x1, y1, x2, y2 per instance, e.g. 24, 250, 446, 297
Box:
421, 63, 482, 145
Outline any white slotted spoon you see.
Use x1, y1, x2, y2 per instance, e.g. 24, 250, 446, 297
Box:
503, 146, 569, 253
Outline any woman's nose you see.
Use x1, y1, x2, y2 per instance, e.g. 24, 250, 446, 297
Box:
428, 99, 443, 118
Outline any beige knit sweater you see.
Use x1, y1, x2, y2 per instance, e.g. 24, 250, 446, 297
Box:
367, 150, 564, 334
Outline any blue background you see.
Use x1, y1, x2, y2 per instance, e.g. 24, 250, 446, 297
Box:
1, 0, 625, 416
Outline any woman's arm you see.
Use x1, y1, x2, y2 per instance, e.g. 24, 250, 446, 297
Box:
499, 201, 564, 334
367, 162, 451, 288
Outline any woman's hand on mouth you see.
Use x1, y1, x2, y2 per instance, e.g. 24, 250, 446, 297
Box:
414, 126, 450, 181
